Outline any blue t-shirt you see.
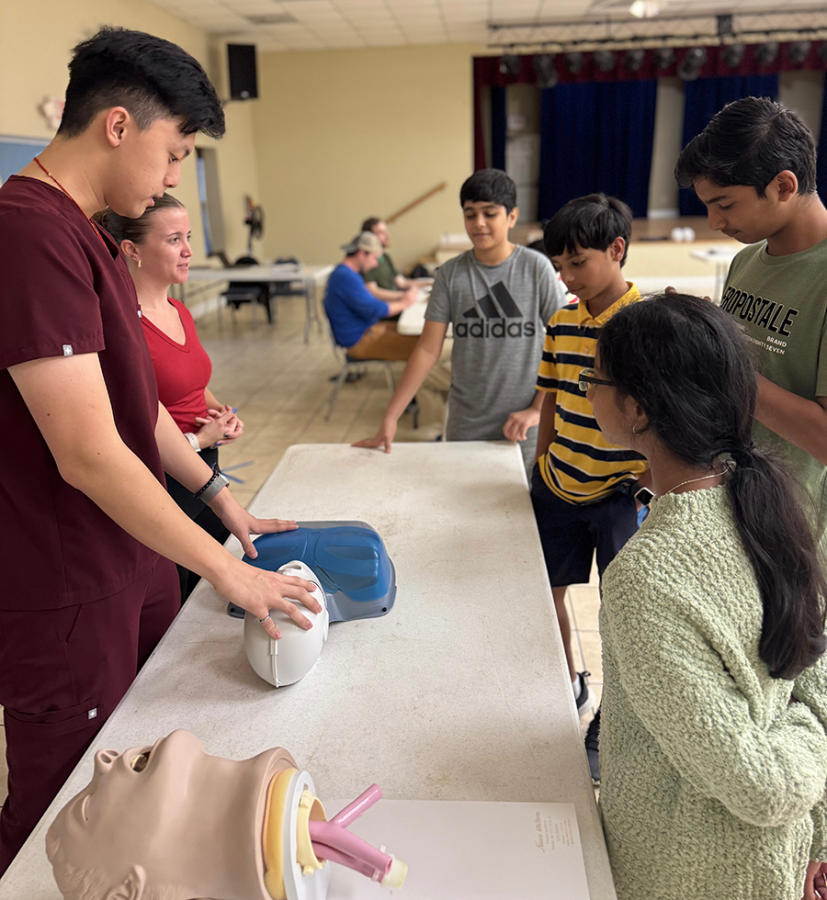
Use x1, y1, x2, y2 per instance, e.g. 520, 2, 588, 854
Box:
324, 264, 390, 348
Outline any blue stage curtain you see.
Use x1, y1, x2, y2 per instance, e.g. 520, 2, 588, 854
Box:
679, 74, 778, 216
538, 79, 657, 221
818, 74, 827, 207
490, 86, 507, 172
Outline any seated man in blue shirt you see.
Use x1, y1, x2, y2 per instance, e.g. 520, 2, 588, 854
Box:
324, 232, 420, 360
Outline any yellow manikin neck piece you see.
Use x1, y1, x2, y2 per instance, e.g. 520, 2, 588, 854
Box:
262, 769, 327, 900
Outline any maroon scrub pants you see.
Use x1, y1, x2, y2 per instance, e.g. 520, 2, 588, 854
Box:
0, 556, 179, 875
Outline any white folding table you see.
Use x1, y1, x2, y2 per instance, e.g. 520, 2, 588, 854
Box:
184, 264, 333, 340
0, 443, 616, 900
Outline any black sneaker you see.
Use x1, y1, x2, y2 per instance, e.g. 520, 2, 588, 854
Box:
574, 671, 593, 716
585, 707, 601, 785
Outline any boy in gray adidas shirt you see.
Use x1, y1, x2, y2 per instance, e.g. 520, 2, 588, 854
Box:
354, 169, 567, 468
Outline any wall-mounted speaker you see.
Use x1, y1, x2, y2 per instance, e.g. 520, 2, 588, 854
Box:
227, 44, 258, 101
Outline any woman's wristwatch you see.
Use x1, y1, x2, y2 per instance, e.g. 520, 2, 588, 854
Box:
194, 467, 230, 504
184, 432, 201, 451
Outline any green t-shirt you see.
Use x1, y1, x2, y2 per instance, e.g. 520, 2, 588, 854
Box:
363, 253, 398, 291
722, 238, 827, 533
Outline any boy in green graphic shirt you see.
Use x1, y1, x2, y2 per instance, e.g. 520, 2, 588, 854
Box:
677, 97, 827, 540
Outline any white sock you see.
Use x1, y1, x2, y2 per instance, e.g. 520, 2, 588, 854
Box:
572, 674, 582, 700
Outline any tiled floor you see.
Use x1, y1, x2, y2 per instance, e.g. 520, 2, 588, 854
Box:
1, 234, 722, 810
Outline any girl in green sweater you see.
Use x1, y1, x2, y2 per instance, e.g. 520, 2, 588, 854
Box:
584, 293, 827, 900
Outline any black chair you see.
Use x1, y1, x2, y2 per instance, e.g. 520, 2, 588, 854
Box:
221, 255, 273, 327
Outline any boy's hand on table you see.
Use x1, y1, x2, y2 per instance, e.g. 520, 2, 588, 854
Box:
503, 407, 541, 442
353, 418, 398, 453
665, 284, 711, 302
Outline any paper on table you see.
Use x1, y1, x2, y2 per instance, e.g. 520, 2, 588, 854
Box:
324, 800, 591, 900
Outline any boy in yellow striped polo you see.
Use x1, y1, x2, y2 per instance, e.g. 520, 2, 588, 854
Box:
531, 194, 650, 723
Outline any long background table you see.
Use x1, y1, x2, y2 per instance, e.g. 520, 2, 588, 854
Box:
0, 442, 616, 899
184, 263, 333, 340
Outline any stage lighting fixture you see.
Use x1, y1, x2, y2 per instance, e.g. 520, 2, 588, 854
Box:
677, 46, 707, 81
629, 0, 660, 17
594, 50, 617, 72
717, 14, 734, 37
787, 41, 812, 65
723, 43, 746, 68
565, 51, 585, 74
755, 41, 779, 65
499, 54, 521, 76
624, 48, 646, 72
653, 47, 676, 69
533, 53, 558, 89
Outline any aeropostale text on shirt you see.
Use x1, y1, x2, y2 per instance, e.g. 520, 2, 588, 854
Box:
720, 286, 799, 336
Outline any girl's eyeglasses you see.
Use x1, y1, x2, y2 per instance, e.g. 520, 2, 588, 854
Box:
579, 368, 614, 393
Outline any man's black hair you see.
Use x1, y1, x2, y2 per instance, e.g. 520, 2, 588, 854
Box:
543, 194, 632, 267
59, 27, 225, 139
459, 169, 517, 213
361, 216, 383, 232
675, 97, 816, 196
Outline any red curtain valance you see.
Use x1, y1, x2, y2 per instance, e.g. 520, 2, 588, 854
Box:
474, 42, 827, 87
473, 43, 826, 169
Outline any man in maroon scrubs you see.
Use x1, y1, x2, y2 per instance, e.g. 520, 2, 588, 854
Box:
0, 27, 321, 873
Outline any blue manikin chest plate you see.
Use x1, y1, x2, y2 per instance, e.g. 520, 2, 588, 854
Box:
243, 521, 396, 622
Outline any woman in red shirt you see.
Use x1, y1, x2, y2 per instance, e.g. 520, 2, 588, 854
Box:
99, 195, 242, 600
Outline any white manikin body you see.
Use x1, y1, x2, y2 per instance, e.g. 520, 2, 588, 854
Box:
244, 560, 329, 687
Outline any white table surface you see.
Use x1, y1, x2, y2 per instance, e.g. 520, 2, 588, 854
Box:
187, 263, 333, 283
690, 245, 739, 303
397, 288, 448, 337
690, 246, 739, 264
0, 442, 615, 900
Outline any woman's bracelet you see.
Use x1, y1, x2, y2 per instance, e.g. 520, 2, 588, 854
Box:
184, 432, 201, 451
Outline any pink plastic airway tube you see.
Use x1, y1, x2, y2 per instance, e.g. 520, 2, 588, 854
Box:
311, 842, 375, 879
308, 784, 393, 881
331, 784, 383, 828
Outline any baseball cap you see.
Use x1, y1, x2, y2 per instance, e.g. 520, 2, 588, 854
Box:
341, 231, 383, 256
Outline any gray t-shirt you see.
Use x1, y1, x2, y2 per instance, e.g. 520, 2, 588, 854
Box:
426, 245, 567, 464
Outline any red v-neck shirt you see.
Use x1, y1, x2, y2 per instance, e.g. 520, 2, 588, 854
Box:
0, 176, 164, 610
141, 298, 212, 433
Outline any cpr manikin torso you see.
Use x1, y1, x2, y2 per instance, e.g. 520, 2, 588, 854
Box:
46, 730, 405, 900
244, 560, 328, 687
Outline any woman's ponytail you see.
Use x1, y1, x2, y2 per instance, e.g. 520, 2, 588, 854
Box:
726, 444, 826, 679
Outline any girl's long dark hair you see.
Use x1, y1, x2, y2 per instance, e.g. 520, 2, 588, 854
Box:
598, 293, 826, 679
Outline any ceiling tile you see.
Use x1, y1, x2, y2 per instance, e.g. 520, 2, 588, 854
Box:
406, 34, 448, 44
363, 32, 408, 44
230, 1, 288, 13
280, 0, 335, 11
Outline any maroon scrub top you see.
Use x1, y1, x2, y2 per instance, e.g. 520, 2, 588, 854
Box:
0, 176, 164, 610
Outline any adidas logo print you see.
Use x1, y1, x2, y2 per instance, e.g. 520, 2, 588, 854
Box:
455, 282, 536, 339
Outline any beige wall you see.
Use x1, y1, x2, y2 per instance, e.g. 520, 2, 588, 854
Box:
779, 70, 824, 143
252, 43, 485, 271
0, 0, 260, 265
648, 78, 685, 217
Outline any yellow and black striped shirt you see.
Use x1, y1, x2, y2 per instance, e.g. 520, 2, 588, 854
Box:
537, 283, 648, 503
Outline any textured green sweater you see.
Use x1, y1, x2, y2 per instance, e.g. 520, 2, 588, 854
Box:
599, 486, 827, 900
